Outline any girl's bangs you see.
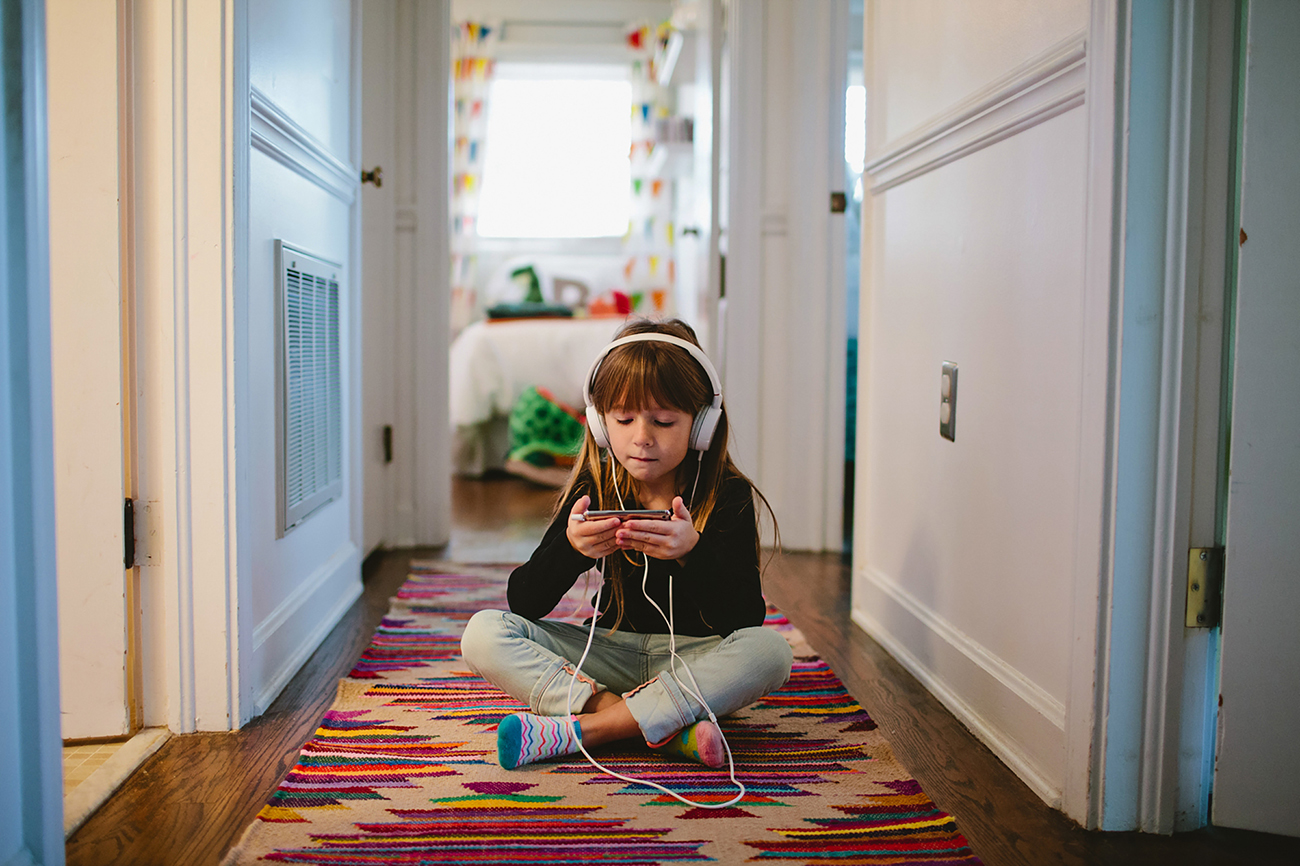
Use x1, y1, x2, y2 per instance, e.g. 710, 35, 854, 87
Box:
596, 346, 705, 414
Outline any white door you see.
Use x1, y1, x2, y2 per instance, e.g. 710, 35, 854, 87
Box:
46, 1, 134, 740
693, 0, 722, 352
360, 0, 399, 555
671, 14, 712, 334
1213, 0, 1300, 838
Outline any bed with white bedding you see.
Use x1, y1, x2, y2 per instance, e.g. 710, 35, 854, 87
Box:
449, 317, 624, 475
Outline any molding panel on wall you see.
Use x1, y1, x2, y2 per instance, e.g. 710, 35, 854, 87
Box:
865, 30, 1086, 194
252, 87, 358, 204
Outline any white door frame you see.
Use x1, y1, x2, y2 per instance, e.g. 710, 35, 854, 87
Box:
719, 0, 761, 454
1067, 0, 1238, 832
131, 0, 249, 731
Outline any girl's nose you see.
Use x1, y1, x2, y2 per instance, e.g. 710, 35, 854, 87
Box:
631, 419, 654, 445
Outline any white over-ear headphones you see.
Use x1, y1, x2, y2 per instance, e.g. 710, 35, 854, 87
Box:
583, 333, 724, 452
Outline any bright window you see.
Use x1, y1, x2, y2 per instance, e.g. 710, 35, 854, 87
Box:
477, 65, 632, 238
845, 84, 866, 175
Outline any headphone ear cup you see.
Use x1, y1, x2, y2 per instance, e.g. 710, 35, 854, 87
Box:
691, 406, 722, 451
586, 404, 610, 449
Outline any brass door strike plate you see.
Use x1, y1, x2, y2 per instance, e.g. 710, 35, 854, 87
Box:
1186, 547, 1223, 628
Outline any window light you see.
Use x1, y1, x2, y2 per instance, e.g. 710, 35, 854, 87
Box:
845, 84, 866, 176
477, 67, 632, 238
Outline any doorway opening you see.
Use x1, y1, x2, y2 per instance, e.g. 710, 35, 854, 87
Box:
841, 0, 864, 554
444, 2, 719, 505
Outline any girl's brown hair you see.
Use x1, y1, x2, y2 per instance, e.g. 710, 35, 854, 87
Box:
556, 318, 778, 629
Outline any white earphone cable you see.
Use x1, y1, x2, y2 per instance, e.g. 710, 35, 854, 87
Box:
564, 559, 745, 809
562, 452, 745, 809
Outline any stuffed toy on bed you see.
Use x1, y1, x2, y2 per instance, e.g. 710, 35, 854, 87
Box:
503, 386, 586, 487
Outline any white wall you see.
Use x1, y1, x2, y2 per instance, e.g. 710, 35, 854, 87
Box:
245, 0, 363, 716
871, 0, 1087, 144
250, 1, 354, 159
853, 0, 1090, 807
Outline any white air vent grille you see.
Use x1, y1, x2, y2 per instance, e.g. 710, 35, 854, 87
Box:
276, 241, 343, 535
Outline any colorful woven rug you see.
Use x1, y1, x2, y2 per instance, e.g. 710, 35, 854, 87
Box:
223, 561, 982, 865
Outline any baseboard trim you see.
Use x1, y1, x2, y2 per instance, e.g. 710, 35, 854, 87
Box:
852, 569, 1065, 808
253, 543, 357, 650
862, 568, 1065, 727
251, 542, 362, 717
253, 575, 362, 717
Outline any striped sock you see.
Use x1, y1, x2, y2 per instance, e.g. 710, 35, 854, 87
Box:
497, 713, 583, 770
652, 720, 726, 768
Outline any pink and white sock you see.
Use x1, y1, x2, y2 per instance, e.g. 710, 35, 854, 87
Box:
652, 719, 727, 768
497, 712, 583, 770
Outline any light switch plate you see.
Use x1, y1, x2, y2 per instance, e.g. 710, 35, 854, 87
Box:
940, 362, 958, 441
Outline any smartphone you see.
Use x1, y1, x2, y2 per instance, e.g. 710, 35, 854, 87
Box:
582, 509, 672, 521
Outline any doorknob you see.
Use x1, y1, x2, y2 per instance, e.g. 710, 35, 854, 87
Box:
361, 166, 383, 188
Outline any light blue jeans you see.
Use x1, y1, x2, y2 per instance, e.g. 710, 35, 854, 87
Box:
460, 609, 794, 745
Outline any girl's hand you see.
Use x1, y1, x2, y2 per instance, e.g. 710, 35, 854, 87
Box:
616, 497, 699, 562
566, 495, 623, 559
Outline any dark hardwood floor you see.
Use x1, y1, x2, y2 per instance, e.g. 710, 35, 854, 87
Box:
761, 552, 1300, 866
67, 476, 1300, 865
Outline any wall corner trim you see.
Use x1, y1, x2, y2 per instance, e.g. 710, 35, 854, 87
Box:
865, 29, 1087, 194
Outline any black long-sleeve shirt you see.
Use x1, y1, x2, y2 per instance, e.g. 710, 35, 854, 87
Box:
507, 474, 766, 637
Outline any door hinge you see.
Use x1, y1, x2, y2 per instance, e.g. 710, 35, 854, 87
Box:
383, 424, 394, 464
830, 191, 847, 213
1186, 547, 1224, 628
124, 498, 136, 568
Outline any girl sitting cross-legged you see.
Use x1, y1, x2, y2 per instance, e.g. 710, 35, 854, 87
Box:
460, 317, 793, 771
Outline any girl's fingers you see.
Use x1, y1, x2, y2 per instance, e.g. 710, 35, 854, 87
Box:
672, 496, 692, 522
623, 519, 672, 537
578, 520, 620, 542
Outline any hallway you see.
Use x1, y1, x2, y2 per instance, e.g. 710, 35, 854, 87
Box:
61, 476, 1300, 865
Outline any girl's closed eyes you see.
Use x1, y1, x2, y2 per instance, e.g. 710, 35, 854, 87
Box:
611, 412, 679, 426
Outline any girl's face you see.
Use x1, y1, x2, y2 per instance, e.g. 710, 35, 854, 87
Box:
604, 401, 693, 499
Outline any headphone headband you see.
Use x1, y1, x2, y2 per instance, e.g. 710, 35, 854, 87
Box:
583, 332, 724, 451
